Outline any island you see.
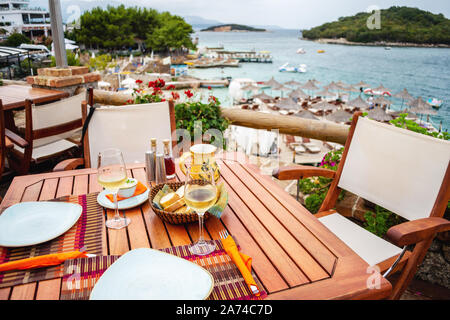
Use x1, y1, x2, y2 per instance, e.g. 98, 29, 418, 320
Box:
301, 6, 450, 47
201, 24, 266, 32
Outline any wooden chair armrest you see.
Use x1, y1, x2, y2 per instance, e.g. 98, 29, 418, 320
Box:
272, 165, 336, 180
5, 129, 28, 148
386, 217, 450, 247
53, 158, 85, 172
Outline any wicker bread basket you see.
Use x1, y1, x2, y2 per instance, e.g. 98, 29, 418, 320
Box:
150, 181, 211, 224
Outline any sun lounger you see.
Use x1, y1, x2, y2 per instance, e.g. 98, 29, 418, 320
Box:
302, 138, 321, 153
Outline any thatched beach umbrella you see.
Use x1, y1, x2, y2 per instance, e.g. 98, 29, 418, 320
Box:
294, 110, 319, 120
394, 88, 414, 108
276, 97, 300, 111
310, 79, 321, 85
253, 92, 275, 103
312, 100, 339, 111
264, 77, 282, 88
272, 84, 291, 98
301, 80, 319, 91
335, 80, 348, 88
373, 96, 392, 106
325, 109, 352, 124
324, 81, 343, 92
241, 84, 260, 92
315, 88, 336, 98
409, 97, 437, 116
367, 107, 393, 122
353, 80, 371, 88
289, 88, 309, 100
390, 109, 418, 119
373, 83, 391, 93
347, 96, 370, 109
284, 80, 303, 87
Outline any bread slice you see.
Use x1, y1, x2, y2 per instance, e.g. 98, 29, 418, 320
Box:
174, 205, 193, 214
164, 198, 186, 212
160, 192, 180, 209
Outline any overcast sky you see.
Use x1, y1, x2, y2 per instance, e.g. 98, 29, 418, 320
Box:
127, 0, 450, 29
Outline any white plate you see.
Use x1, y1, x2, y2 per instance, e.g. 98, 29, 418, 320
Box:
97, 189, 149, 210
0, 202, 83, 247
90, 248, 214, 300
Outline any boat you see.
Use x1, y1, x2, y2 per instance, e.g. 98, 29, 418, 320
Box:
296, 48, 306, 54
279, 62, 307, 73
317, 50, 325, 53
385, 47, 392, 50
428, 98, 442, 109
363, 88, 392, 96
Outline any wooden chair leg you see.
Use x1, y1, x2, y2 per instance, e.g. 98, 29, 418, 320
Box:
389, 237, 434, 300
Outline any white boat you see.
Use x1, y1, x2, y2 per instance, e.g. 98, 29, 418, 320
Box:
428, 98, 442, 109
296, 48, 306, 54
279, 62, 307, 73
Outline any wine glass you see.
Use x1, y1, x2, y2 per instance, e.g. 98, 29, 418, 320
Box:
97, 148, 131, 229
184, 164, 217, 255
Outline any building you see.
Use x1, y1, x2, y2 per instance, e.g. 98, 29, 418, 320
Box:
0, 0, 51, 40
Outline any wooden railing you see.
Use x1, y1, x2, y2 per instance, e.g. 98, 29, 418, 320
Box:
93, 89, 349, 145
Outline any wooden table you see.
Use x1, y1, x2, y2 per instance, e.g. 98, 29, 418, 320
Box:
0, 85, 69, 111
0, 153, 391, 300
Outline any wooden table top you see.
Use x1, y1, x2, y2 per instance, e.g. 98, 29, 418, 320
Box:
0, 153, 391, 300
0, 85, 69, 110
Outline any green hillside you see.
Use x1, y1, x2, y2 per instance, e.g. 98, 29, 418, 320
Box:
201, 24, 266, 32
302, 6, 450, 45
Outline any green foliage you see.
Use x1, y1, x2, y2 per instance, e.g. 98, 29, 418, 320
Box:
302, 6, 450, 44
298, 148, 345, 213
88, 54, 114, 71
69, 5, 195, 52
50, 50, 81, 67
390, 113, 449, 140
2, 33, 30, 47
364, 205, 404, 237
175, 96, 230, 146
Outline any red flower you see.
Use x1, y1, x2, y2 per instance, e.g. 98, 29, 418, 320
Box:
171, 92, 180, 100
208, 95, 217, 104
136, 79, 143, 85
148, 81, 155, 88
208, 86, 212, 90
126, 99, 134, 105
155, 78, 165, 88
184, 90, 193, 98
167, 84, 176, 90
161, 98, 166, 102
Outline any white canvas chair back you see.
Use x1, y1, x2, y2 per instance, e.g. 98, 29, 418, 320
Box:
338, 117, 450, 221
87, 102, 173, 168
32, 92, 85, 147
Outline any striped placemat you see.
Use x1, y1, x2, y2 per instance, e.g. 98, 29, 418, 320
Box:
0, 193, 104, 289
61, 240, 267, 300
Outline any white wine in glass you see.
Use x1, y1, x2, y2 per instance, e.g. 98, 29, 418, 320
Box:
97, 148, 131, 229
184, 165, 217, 256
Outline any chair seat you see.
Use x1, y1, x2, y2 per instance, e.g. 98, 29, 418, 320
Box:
319, 213, 403, 266
14, 139, 78, 162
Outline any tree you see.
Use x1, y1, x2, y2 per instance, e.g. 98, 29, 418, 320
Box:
2, 33, 31, 47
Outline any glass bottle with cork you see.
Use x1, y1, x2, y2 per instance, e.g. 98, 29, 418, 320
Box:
163, 139, 176, 179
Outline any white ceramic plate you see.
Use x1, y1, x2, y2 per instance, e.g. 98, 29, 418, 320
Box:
97, 189, 149, 210
90, 248, 214, 300
0, 201, 83, 247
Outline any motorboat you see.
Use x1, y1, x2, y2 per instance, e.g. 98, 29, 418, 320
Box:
428, 98, 442, 109
279, 62, 307, 73
296, 48, 306, 54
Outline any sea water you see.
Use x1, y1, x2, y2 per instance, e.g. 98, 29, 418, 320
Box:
188, 29, 450, 131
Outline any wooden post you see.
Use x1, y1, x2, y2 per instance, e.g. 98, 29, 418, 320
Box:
48, 0, 68, 68
92, 89, 350, 145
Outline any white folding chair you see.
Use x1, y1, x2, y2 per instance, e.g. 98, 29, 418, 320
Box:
54, 100, 176, 170
273, 112, 450, 299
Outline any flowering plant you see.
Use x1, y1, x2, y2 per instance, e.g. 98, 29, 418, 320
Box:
127, 78, 167, 105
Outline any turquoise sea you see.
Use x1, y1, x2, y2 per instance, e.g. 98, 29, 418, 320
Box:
188, 29, 450, 131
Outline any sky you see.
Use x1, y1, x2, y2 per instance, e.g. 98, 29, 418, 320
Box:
41, 0, 450, 29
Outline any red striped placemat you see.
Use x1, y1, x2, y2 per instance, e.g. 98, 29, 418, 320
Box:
0, 193, 104, 289
61, 240, 267, 300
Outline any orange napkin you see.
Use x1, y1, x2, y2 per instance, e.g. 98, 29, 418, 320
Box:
220, 235, 260, 296
106, 181, 147, 202
0, 251, 88, 272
